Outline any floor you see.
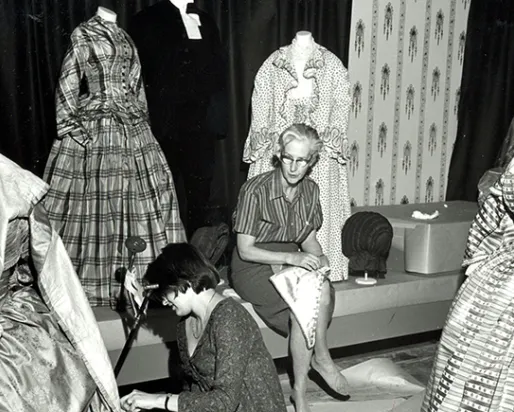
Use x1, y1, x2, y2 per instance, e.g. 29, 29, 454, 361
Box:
119, 332, 439, 410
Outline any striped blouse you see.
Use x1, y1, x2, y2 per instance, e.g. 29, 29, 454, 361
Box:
233, 169, 323, 244
463, 162, 514, 268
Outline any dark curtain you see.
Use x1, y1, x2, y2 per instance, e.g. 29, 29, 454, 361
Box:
446, 0, 514, 201
198, 0, 352, 207
0, 0, 352, 210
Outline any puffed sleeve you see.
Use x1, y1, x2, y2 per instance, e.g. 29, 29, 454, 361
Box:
55, 26, 90, 144
242, 57, 279, 163
177, 304, 254, 411
232, 184, 260, 237
462, 161, 512, 267
498, 159, 514, 213
322, 58, 351, 163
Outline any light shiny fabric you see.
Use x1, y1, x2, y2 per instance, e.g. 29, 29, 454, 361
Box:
0, 283, 96, 411
270, 266, 328, 348
0, 153, 121, 412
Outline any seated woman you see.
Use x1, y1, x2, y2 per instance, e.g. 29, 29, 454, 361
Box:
0, 154, 119, 411
120, 243, 286, 412
231, 123, 348, 412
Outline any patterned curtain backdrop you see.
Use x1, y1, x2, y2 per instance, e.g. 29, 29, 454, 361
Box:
347, 0, 471, 206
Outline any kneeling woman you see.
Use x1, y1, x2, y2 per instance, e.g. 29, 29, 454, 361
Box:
231, 124, 349, 412
121, 243, 286, 412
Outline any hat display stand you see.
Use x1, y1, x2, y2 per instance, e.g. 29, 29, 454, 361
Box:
355, 271, 377, 286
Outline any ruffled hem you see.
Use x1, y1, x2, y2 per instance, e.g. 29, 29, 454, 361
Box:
243, 128, 278, 163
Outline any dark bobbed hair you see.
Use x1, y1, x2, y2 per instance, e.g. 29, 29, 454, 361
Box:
144, 243, 220, 301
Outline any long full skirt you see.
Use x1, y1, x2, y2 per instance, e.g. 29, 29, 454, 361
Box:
44, 116, 186, 306
422, 246, 514, 412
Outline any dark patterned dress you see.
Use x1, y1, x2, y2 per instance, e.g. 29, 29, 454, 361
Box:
242, 42, 351, 282
422, 161, 514, 411
43, 14, 186, 306
177, 298, 286, 412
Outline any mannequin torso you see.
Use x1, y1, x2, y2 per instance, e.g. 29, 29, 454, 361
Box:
289, 31, 315, 99
96, 6, 117, 23
169, 0, 202, 39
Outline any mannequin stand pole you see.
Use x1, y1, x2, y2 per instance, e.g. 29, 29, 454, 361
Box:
355, 271, 377, 286
114, 291, 153, 377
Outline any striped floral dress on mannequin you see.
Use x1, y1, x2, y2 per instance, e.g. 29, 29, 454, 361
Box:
422, 158, 514, 412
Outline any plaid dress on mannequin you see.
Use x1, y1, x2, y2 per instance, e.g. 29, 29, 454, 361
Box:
44, 15, 186, 307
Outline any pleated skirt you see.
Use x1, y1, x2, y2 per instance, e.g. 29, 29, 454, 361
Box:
44, 115, 186, 306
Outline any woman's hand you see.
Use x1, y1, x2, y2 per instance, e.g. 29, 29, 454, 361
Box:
319, 254, 330, 269
120, 390, 165, 412
286, 252, 321, 271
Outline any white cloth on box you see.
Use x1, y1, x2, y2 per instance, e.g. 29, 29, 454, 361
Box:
270, 266, 329, 348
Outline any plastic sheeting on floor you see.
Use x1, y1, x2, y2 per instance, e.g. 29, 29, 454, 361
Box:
284, 358, 425, 412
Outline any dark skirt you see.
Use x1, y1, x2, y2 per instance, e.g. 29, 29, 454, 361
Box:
230, 242, 299, 337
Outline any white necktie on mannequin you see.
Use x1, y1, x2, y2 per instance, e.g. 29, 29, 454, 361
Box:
181, 11, 202, 40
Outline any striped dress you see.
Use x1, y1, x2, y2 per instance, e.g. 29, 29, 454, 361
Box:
422, 163, 514, 411
43, 15, 186, 307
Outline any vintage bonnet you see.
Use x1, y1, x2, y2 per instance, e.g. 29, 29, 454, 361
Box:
341, 211, 393, 278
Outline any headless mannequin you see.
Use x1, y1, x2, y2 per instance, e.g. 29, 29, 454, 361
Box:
169, 0, 202, 39
96, 6, 117, 23
290, 31, 315, 99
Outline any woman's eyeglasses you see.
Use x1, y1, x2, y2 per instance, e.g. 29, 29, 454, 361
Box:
280, 153, 311, 168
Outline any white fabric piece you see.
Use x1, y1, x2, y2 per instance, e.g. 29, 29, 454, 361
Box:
270, 266, 329, 348
411, 210, 439, 220
343, 358, 424, 401
181, 12, 202, 39
124, 269, 144, 309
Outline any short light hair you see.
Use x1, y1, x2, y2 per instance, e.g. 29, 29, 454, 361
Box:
273, 123, 323, 166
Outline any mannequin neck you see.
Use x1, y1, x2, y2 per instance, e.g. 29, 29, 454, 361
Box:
96, 6, 117, 23
291, 31, 315, 61
169, 0, 193, 14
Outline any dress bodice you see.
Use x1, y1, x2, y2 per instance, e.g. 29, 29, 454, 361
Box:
243, 42, 351, 164
56, 15, 148, 138
286, 96, 316, 128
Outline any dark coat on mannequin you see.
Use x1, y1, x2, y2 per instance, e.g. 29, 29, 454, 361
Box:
129, 1, 227, 236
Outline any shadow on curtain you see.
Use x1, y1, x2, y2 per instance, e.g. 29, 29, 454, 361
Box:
446, 0, 514, 201
0, 0, 352, 210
